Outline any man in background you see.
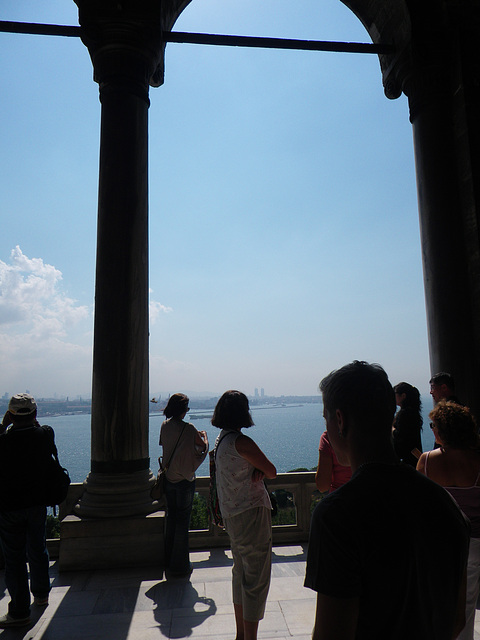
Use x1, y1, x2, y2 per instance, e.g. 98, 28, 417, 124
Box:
305, 361, 469, 640
0, 394, 52, 627
430, 372, 464, 449
430, 371, 462, 404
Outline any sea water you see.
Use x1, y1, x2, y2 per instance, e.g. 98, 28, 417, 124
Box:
44, 399, 436, 483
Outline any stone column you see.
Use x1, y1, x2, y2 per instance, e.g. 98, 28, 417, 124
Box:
344, 1, 480, 415
72, 0, 190, 518
400, 8, 480, 417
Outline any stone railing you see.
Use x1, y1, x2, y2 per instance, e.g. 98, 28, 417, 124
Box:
189, 471, 319, 548
51, 471, 319, 560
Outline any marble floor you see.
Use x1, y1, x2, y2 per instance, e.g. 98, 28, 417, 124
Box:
0, 543, 478, 639
0, 545, 315, 640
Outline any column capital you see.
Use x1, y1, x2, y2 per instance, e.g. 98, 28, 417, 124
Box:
74, 0, 191, 89
402, 62, 455, 123
382, 0, 480, 117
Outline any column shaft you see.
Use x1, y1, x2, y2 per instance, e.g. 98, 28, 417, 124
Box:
91, 85, 149, 472
407, 50, 480, 416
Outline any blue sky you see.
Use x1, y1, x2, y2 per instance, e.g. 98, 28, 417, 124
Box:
0, 1, 430, 399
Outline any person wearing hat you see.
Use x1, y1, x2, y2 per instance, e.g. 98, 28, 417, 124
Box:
0, 393, 54, 627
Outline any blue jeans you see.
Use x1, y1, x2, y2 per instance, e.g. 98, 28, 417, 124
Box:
164, 479, 195, 574
0, 506, 50, 618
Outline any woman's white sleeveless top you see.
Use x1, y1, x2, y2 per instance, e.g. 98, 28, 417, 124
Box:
215, 429, 271, 518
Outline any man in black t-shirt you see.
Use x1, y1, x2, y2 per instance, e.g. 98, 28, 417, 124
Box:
0, 394, 53, 627
305, 361, 469, 640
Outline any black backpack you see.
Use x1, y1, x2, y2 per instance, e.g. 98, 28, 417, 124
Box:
39, 425, 71, 512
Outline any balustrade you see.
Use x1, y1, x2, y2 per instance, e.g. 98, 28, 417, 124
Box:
52, 471, 320, 560
189, 471, 319, 548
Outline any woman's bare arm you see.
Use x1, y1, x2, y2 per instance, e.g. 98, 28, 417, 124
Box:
235, 434, 277, 479
416, 452, 427, 475
194, 429, 208, 451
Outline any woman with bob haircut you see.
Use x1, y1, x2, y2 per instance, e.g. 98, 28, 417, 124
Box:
159, 393, 208, 577
417, 401, 480, 640
211, 390, 276, 640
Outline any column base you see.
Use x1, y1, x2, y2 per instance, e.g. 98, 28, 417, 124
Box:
74, 469, 158, 518
59, 511, 165, 571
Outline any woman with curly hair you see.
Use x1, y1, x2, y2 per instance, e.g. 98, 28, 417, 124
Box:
392, 381, 423, 466
417, 401, 480, 640
212, 390, 276, 640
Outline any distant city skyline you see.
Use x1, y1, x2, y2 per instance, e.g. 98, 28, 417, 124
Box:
0, 1, 430, 400
0, 389, 300, 402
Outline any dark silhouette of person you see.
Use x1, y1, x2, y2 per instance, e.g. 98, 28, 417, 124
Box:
392, 381, 423, 467
0, 394, 53, 627
305, 361, 470, 640
160, 393, 208, 578
430, 372, 462, 404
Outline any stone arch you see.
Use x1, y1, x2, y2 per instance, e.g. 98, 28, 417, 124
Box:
339, 0, 480, 417
156, 0, 480, 415
339, 0, 412, 99
70, 0, 480, 533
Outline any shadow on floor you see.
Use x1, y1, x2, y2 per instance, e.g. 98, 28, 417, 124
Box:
0, 560, 156, 640
272, 544, 308, 564
146, 578, 217, 638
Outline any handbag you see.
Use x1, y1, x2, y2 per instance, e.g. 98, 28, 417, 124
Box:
208, 449, 224, 528
150, 464, 167, 501
208, 432, 231, 529
267, 484, 278, 517
151, 424, 186, 501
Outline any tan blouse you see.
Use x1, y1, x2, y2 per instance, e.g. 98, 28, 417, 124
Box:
160, 417, 208, 483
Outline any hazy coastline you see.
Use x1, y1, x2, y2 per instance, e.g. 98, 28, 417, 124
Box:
0, 395, 321, 419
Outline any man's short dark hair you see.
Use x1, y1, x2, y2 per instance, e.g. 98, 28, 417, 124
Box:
429, 372, 455, 390
320, 360, 396, 430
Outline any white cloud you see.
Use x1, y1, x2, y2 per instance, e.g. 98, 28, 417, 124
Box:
0, 246, 88, 332
149, 299, 173, 324
0, 247, 92, 395
0, 248, 174, 396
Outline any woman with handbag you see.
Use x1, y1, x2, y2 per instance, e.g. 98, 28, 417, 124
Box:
212, 390, 276, 640
159, 393, 208, 577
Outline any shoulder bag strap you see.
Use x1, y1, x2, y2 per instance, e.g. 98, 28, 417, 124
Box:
40, 424, 60, 463
214, 430, 234, 461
